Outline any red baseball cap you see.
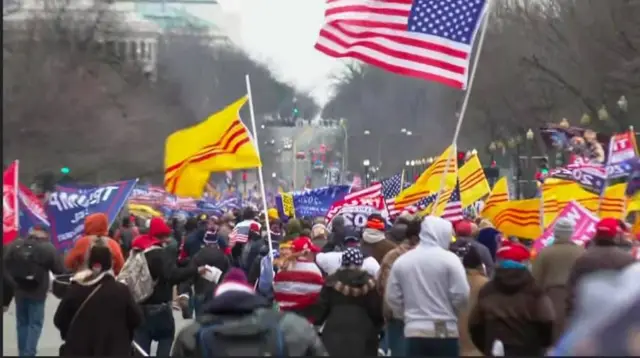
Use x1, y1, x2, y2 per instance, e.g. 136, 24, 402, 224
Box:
496, 242, 530, 263
291, 237, 321, 253
454, 220, 474, 237
595, 218, 619, 239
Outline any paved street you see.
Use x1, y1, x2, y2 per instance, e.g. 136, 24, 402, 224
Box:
3, 294, 191, 356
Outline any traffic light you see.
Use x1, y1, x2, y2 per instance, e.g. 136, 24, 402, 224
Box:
60, 167, 70, 174
456, 151, 466, 168
292, 108, 299, 116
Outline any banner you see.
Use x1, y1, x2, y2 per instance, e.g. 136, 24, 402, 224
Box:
607, 130, 638, 179
129, 185, 167, 206
325, 193, 385, 229
532, 201, 600, 255
548, 163, 607, 194
18, 184, 50, 237
3, 161, 19, 245
276, 185, 351, 219
47, 179, 138, 251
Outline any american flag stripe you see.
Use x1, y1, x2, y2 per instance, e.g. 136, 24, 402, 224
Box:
345, 182, 382, 200
441, 181, 463, 222
316, 0, 487, 89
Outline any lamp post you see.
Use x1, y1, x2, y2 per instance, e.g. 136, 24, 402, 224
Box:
340, 118, 348, 183
525, 128, 535, 198
363, 159, 371, 187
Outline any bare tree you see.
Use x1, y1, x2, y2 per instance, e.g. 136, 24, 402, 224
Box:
4, 4, 320, 184
322, 0, 640, 173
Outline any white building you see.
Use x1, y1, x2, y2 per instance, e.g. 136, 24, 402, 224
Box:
3, 0, 240, 77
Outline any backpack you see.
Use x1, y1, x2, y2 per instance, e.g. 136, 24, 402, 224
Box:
7, 238, 47, 292
117, 246, 160, 302
197, 310, 287, 357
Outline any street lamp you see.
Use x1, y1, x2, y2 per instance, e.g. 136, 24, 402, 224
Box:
406, 131, 413, 136
405, 160, 410, 166
618, 95, 628, 112
401, 128, 406, 133
410, 160, 416, 166
271, 172, 277, 178
363, 159, 371, 186
526, 129, 534, 141
597, 105, 609, 121
559, 118, 570, 129
364, 130, 371, 136
260, 124, 265, 129
580, 113, 591, 125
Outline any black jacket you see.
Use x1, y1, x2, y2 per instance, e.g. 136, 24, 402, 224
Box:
4, 237, 66, 300
190, 245, 230, 296
54, 274, 142, 356
142, 245, 198, 304
311, 269, 384, 356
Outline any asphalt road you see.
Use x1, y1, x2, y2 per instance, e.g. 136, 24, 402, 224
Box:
2, 293, 191, 356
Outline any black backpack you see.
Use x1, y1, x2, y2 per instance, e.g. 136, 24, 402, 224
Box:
7, 238, 47, 292
197, 310, 286, 357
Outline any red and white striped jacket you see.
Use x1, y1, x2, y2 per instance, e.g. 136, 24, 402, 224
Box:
273, 260, 324, 315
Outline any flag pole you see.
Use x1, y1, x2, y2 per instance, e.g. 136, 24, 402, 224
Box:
432, 0, 493, 215
245, 74, 275, 266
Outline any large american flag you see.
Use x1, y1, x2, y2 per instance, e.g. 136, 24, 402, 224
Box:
442, 180, 463, 222
315, 0, 488, 89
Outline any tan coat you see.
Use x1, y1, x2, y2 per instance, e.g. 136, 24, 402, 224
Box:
458, 269, 488, 356
531, 240, 585, 342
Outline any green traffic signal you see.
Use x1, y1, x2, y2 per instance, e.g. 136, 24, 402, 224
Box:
293, 108, 299, 115
60, 167, 70, 174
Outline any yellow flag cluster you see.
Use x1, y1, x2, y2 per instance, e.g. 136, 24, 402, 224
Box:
163, 96, 262, 198
397, 146, 457, 208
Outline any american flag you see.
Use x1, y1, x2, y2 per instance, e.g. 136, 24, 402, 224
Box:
228, 219, 260, 247
315, 0, 489, 89
442, 180, 463, 222
381, 173, 411, 217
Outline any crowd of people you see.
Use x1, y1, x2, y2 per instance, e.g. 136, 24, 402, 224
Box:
3, 206, 639, 356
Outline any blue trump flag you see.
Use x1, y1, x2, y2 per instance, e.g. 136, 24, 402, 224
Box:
276, 185, 351, 219
18, 184, 50, 237
47, 179, 138, 251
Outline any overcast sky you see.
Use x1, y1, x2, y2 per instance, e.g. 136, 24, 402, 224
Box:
217, 0, 346, 104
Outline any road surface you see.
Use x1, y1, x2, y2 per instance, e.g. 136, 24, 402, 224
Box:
3, 293, 191, 356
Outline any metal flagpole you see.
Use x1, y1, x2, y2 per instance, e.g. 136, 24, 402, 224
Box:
432, 0, 493, 215
245, 74, 275, 266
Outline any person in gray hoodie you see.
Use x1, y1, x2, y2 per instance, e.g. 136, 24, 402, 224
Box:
385, 216, 469, 356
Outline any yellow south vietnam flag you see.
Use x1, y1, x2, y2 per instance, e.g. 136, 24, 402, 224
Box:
396, 145, 457, 207
164, 96, 262, 198
459, 154, 490, 207
481, 177, 509, 218
543, 179, 627, 219
487, 199, 542, 240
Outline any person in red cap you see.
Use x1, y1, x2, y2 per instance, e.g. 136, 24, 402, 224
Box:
566, 217, 636, 319
361, 214, 397, 263
451, 219, 495, 277
468, 242, 555, 356
273, 236, 324, 322
129, 217, 207, 357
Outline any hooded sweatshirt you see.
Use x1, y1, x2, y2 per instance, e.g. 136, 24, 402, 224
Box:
64, 213, 125, 274
385, 216, 469, 338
